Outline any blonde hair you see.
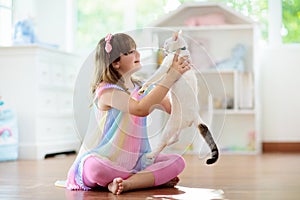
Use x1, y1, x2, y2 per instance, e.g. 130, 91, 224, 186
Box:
91, 33, 139, 96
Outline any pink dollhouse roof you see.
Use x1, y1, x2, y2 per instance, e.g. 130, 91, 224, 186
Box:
150, 2, 255, 27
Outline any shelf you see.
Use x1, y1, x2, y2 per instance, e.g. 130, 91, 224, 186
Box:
203, 69, 236, 73
164, 24, 253, 31
196, 69, 239, 75
213, 109, 255, 115
196, 69, 254, 75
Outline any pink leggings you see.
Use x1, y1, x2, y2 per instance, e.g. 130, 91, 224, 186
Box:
82, 154, 185, 187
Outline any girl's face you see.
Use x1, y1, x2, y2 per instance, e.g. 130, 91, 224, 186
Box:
118, 49, 141, 75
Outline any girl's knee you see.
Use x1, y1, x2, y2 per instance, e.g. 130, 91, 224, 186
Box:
173, 154, 186, 173
161, 153, 186, 174
151, 154, 186, 186
82, 157, 100, 187
83, 156, 131, 187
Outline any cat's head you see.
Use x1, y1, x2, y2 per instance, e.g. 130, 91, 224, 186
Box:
163, 31, 189, 57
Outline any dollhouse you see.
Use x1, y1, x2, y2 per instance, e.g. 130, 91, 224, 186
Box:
148, 2, 260, 154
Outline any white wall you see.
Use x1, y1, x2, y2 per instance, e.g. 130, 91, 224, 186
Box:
13, 0, 76, 52
13, 0, 35, 20
260, 45, 300, 142
258, 0, 300, 143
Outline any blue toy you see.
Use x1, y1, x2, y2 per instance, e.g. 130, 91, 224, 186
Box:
13, 18, 37, 45
215, 44, 246, 71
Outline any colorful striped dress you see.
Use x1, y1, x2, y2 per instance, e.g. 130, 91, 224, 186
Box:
66, 83, 152, 190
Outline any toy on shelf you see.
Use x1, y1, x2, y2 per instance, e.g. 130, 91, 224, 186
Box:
215, 44, 246, 71
184, 13, 226, 26
13, 18, 59, 48
13, 18, 37, 45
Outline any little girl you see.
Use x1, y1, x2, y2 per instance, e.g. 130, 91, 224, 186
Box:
66, 33, 191, 195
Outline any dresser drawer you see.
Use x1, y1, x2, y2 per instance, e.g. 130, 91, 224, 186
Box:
36, 117, 77, 142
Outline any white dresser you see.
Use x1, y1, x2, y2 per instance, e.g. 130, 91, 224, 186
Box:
0, 45, 81, 159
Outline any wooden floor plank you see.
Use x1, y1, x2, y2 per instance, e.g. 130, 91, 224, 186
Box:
0, 153, 299, 200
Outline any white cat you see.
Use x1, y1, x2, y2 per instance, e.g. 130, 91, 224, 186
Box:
139, 31, 219, 164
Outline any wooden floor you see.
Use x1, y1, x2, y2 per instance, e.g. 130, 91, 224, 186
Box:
0, 153, 299, 200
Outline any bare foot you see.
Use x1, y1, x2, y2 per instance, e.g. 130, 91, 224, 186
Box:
159, 177, 180, 188
108, 177, 124, 195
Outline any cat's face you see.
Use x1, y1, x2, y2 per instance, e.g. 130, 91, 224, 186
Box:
163, 32, 189, 57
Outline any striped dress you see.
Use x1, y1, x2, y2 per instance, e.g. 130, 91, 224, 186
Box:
66, 83, 152, 190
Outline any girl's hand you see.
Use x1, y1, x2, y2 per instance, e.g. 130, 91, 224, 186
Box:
167, 49, 191, 80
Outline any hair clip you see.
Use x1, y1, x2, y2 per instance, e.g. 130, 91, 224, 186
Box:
105, 33, 113, 54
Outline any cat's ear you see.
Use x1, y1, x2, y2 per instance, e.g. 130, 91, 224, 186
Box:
172, 32, 178, 41
173, 30, 182, 41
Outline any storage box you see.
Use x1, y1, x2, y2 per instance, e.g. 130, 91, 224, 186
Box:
0, 109, 18, 161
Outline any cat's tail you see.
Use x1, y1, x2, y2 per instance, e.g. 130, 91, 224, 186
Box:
198, 123, 219, 165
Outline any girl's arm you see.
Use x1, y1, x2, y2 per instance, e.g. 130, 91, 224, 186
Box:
157, 96, 171, 114
99, 51, 189, 116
